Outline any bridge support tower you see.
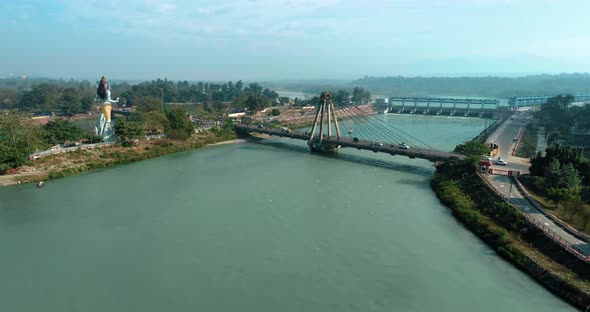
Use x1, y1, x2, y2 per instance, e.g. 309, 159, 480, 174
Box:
308, 92, 342, 152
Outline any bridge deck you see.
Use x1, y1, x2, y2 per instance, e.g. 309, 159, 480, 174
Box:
235, 125, 465, 162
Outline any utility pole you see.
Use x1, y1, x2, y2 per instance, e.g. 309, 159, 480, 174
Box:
158, 88, 164, 112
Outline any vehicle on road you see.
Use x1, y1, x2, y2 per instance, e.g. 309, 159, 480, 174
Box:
257, 124, 264, 128
372, 141, 383, 147
353, 137, 359, 142
399, 143, 410, 149
480, 156, 492, 161
495, 158, 508, 166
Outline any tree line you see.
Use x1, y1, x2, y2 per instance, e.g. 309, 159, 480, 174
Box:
0, 78, 283, 116
352, 73, 590, 98
528, 144, 589, 223
535, 94, 590, 134
294, 87, 372, 107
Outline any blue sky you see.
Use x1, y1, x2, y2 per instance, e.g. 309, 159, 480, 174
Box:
1, 0, 589, 81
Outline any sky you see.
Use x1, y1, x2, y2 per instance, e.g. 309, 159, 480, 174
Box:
1, 0, 590, 81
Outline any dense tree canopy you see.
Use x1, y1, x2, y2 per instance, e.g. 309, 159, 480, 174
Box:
536, 95, 575, 131
333, 89, 350, 106
42, 119, 86, 145
530, 144, 588, 186
351, 87, 371, 104
0, 114, 41, 172
454, 141, 490, 157
165, 108, 195, 140
114, 118, 145, 144
2, 77, 281, 117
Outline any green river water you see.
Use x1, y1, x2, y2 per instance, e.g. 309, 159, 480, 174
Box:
0, 115, 576, 311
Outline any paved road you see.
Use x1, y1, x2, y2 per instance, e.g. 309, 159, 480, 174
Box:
486, 110, 531, 174
484, 110, 590, 260
487, 175, 590, 256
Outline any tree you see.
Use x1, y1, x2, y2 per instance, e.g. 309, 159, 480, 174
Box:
0, 114, 41, 172
544, 159, 562, 189
351, 87, 371, 104
561, 163, 582, 189
546, 187, 581, 217
0, 87, 20, 109
538, 94, 575, 131
545, 160, 582, 190
0, 143, 29, 172
143, 110, 169, 134
80, 96, 94, 112
244, 94, 270, 111
114, 118, 145, 145
262, 88, 279, 99
529, 151, 545, 177
165, 107, 194, 140
19, 83, 62, 111
136, 96, 164, 112
454, 141, 490, 157
60, 87, 82, 116
271, 108, 280, 116
42, 119, 86, 145
244, 83, 263, 95
333, 89, 350, 106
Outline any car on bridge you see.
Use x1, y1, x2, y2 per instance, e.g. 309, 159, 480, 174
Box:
495, 158, 508, 166
372, 141, 383, 147
398, 143, 410, 149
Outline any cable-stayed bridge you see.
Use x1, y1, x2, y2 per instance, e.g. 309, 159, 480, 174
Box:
235, 92, 465, 162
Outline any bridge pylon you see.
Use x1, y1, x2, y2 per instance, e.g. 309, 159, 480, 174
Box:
308, 92, 342, 152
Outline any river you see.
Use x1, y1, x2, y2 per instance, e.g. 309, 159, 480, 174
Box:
0, 115, 575, 311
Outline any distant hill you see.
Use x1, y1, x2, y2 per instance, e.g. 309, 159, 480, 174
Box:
262, 74, 590, 99
352, 74, 590, 98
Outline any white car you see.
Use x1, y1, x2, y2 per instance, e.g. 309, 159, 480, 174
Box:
495, 158, 508, 166
372, 142, 383, 147
398, 143, 410, 149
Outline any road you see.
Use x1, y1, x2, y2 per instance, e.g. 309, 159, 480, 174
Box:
486, 109, 531, 174
484, 110, 590, 260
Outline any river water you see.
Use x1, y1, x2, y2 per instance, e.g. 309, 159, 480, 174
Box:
0, 115, 575, 311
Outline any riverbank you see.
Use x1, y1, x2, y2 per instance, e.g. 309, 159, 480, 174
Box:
431, 161, 590, 310
0, 130, 240, 187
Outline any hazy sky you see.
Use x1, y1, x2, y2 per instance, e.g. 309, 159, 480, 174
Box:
1, 0, 589, 81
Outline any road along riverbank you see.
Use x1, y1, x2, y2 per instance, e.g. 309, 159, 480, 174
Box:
431, 160, 590, 310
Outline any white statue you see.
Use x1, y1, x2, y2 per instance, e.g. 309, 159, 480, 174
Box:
94, 76, 119, 141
